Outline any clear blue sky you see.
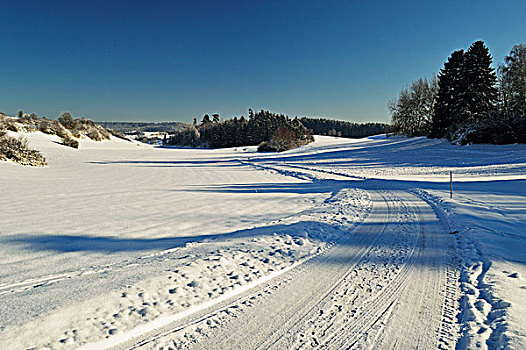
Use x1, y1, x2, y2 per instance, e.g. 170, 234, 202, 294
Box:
1, 1, 525, 123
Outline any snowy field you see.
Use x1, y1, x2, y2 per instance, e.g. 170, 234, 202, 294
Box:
0, 132, 524, 349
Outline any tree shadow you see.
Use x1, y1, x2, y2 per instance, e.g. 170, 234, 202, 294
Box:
249, 136, 526, 171
180, 177, 526, 196
4, 218, 449, 268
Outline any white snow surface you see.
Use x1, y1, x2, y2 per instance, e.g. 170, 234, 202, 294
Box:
0, 133, 524, 349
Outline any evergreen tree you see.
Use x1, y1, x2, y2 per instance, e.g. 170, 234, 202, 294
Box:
431, 50, 466, 138
299, 118, 387, 138
463, 41, 498, 125
201, 114, 211, 125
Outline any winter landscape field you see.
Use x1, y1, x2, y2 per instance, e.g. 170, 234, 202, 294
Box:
1, 132, 524, 349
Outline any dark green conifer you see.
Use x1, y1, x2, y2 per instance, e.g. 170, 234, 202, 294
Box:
431, 50, 466, 138
463, 40, 498, 125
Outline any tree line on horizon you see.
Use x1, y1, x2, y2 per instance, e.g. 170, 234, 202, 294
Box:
166, 109, 314, 152
166, 109, 389, 151
299, 117, 388, 138
389, 41, 526, 144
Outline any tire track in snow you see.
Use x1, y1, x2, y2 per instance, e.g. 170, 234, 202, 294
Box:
311, 191, 424, 350
252, 191, 396, 350
256, 190, 424, 350
414, 189, 509, 350
0, 247, 184, 296
320, 191, 459, 350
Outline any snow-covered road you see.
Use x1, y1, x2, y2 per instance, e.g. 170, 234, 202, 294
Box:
117, 189, 459, 350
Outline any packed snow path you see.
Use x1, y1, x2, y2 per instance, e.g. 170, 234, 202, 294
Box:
114, 189, 459, 350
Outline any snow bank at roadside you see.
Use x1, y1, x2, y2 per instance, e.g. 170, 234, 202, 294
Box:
415, 182, 526, 350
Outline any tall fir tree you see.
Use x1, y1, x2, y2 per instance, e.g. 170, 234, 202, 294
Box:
430, 50, 466, 138
463, 40, 498, 125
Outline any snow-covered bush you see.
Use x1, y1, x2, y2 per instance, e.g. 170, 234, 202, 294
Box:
107, 128, 132, 141
169, 125, 201, 147
57, 112, 75, 130
270, 126, 301, 152
258, 126, 303, 152
0, 115, 21, 132
451, 116, 519, 145
62, 134, 79, 149
17, 114, 112, 147
73, 118, 111, 141
0, 131, 46, 166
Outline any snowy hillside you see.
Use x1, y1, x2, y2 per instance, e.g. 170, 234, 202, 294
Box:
0, 133, 524, 349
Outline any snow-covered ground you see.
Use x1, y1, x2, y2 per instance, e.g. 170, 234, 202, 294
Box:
253, 135, 526, 349
0, 133, 524, 349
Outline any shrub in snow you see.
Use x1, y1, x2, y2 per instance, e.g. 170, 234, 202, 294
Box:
38, 118, 59, 135
72, 118, 111, 141
0, 115, 22, 132
57, 112, 75, 130
0, 131, 46, 166
85, 128, 105, 141
62, 134, 79, 149
35, 118, 79, 148
257, 141, 276, 152
16, 113, 113, 147
169, 124, 201, 147
108, 128, 132, 141
4, 111, 116, 151
258, 126, 310, 152
16, 113, 39, 131
451, 117, 519, 145
269, 126, 301, 152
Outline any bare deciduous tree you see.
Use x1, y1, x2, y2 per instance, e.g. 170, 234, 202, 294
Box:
498, 44, 526, 128
389, 77, 438, 136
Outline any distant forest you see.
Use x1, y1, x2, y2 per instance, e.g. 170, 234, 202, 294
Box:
299, 118, 388, 138
166, 110, 389, 152
389, 41, 526, 144
166, 109, 314, 152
